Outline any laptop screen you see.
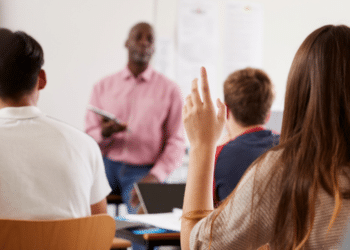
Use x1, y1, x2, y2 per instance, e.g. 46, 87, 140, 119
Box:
134, 183, 186, 214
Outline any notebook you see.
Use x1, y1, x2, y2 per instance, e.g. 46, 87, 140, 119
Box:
134, 183, 186, 214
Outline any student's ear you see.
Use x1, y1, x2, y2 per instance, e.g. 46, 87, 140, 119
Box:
125, 39, 129, 48
38, 69, 47, 90
265, 110, 271, 124
226, 104, 230, 119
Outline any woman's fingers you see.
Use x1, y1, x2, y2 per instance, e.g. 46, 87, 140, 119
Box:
186, 67, 213, 109
200, 67, 212, 106
182, 67, 226, 146
191, 78, 202, 106
216, 98, 227, 124
185, 94, 194, 109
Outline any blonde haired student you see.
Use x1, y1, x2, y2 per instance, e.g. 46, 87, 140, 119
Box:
181, 25, 350, 249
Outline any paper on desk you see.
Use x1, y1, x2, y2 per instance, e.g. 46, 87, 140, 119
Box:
124, 209, 182, 232
114, 217, 152, 231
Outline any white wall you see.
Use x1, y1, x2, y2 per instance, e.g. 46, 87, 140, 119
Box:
1, 0, 350, 129
252, 0, 350, 110
1, 0, 156, 129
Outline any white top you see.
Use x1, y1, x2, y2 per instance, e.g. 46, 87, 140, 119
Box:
190, 151, 350, 249
0, 106, 111, 220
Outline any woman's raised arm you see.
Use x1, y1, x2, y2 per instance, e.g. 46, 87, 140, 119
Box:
181, 67, 226, 250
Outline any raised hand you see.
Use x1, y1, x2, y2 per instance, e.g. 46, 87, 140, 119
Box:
182, 67, 226, 148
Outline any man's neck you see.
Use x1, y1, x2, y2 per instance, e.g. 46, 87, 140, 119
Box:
226, 119, 264, 141
0, 95, 37, 109
127, 62, 149, 78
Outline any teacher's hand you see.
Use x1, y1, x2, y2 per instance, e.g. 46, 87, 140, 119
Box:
182, 67, 226, 148
100, 117, 127, 138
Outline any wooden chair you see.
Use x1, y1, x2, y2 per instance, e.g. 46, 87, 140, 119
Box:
110, 237, 132, 250
0, 214, 116, 250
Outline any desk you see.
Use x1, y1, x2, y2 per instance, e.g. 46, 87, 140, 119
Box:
115, 229, 180, 250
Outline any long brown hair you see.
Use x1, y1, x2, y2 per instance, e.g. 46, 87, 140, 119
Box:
209, 25, 350, 249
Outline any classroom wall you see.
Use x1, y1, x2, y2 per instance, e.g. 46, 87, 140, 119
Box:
0, 0, 156, 130
1, 0, 350, 132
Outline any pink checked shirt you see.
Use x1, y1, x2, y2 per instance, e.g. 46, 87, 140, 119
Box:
85, 66, 186, 181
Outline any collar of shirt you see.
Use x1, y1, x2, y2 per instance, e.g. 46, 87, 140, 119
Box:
0, 106, 43, 119
120, 66, 154, 83
230, 126, 266, 142
240, 126, 265, 136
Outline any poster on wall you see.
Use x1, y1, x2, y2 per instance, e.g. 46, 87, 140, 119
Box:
177, 0, 220, 102
223, 1, 264, 78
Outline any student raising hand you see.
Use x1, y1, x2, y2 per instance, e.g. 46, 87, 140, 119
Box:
181, 67, 226, 250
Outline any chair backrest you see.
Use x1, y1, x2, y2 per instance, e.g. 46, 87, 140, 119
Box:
0, 214, 116, 250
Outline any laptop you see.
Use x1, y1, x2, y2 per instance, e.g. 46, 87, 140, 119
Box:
134, 183, 186, 214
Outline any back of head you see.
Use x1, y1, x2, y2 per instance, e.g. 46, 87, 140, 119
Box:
224, 67, 274, 127
0, 29, 44, 101
282, 25, 350, 149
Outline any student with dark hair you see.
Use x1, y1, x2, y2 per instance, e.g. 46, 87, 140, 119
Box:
181, 24, 350, 249
214, 68, 279, 204
0, 28, 111, 219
